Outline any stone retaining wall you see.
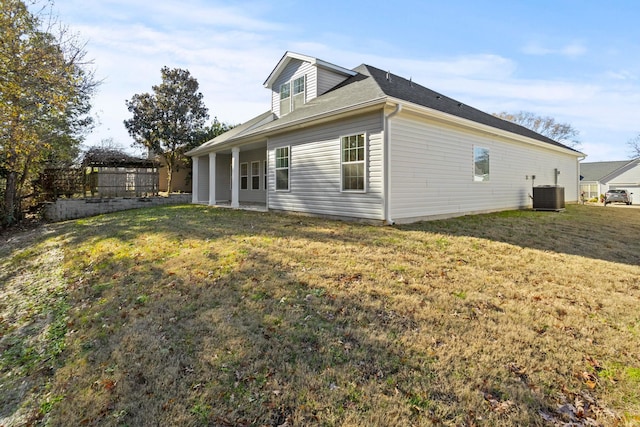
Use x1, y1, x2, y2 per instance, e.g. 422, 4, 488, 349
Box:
44, 194, 192, 222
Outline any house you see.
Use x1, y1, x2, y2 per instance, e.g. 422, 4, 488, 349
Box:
185, 51, 584, 224
580, 159, 640, 201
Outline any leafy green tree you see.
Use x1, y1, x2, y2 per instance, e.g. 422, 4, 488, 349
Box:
493, 111, 580, 148
124, 67, 209, 193
0, 0, 97, 227
188, 117, 235, 151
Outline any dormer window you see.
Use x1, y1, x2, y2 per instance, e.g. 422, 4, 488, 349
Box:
279, 82, 291, 115
279, 75, 306, 116
292, 76, 305, 110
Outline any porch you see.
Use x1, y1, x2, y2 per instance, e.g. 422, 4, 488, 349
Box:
191, 143, 267, 208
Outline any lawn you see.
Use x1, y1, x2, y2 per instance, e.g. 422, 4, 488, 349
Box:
1, 204, 639, 426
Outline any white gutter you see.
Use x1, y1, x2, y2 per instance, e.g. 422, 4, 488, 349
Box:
383, 103, 402, 225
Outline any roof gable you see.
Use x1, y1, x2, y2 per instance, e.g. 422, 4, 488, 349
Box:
263, 51, 356, 89
580, 159, 640, 182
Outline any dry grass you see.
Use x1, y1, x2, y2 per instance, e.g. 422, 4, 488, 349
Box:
1, 204, 639, 426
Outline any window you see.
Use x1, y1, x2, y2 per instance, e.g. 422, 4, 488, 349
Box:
279, 82, 291, 116
292, 76, 305, 110
293, 76, 305, 95
263, 160, 267, 190
280, 82, 290, 99
275, 147, 289, 191
251, 161, 260, 190
341, 134, 366, 191
279, 75, 306, 115
240, 162, 248, 190
474, 147, 490, 181
580, 183, 598, 200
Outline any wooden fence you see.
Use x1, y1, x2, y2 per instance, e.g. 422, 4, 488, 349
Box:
41, 166, 159, 199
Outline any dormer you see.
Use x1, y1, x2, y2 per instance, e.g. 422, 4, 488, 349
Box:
263, 52, 357, 118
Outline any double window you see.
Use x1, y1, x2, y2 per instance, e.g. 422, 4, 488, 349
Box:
275, 146, 290, 191
341, 134, 366, 191
473, 146, 490, 181
279, 75, 305, 116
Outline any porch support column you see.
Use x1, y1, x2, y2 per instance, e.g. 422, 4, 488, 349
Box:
191, 156, 199, 203
231, 147, 240, 208
208, 152, 216, 206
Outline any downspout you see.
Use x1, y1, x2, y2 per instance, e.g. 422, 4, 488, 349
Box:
577, 155, 586, 203
383, 103, 402, 225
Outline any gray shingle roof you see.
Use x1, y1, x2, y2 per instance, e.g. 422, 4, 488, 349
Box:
187, 61, 583, 156
579, 160, 637, 181
359, 64, 579, 152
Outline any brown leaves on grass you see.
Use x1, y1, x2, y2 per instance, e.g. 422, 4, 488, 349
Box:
483, 392, 516, 414
540, 389, 620, 426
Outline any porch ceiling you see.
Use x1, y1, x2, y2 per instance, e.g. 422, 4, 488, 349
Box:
210, 139, 267, 155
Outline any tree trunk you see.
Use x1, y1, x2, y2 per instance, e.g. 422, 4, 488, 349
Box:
166, 161, 173, 194
2, 171, 18, 227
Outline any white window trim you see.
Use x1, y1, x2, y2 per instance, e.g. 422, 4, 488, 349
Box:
275, 146, 290, 192
240, 162, 248, 190
340, 132, 367, 193
251, 161, 260, 191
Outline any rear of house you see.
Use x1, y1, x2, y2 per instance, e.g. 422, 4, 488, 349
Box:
186, 51, 583, 224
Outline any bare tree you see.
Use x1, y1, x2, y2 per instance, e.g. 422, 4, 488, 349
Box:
627, 134, 640, 159
493, 111, 580, 148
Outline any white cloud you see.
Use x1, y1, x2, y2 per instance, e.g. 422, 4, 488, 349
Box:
55, 2, 637, 162
605, 70, 637, 80
522, 41, 587, 58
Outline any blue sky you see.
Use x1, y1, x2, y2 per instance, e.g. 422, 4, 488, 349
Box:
50, 0, 640, 161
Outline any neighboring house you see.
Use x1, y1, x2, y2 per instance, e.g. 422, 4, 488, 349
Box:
158, 155, 191, 193
185, 51, 584, 224
580, 159, 640, 201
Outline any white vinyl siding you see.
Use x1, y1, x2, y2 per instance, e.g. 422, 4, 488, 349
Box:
268, 112, 383, 219
317, 67, 351, 96
388, 114, 580, 222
